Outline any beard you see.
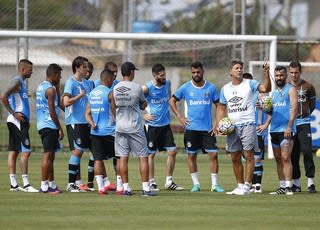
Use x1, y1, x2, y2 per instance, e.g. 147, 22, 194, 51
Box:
156, 78, 166, 85
192, 75, 203, 83
276, 80, 286, 88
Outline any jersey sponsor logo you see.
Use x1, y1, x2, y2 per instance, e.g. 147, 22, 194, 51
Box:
116, 86, 131, 93
189, 99, 210, 105
91, 90, 103, 96
273, 101, 287, 107
151, 97, 169, 104
228, 104, 248, 113
228, 96, 242, 104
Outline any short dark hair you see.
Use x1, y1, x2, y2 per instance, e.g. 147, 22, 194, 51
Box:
72, 56, 88, 74
152, 63, 165, 73
229, 59, 243, 69
289, 60, 302, 72
100, 69, 114, 81
121, 61, 138, 76
46, 63, 62, 76
104, 61, 117, 70
243, 72, 253, 80
88, 62, 94, 72
191, 61, 203, 69
18, 59, 33, 70
275, 65, 287, 73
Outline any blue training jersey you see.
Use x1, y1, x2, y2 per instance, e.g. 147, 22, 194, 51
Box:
270, 83, 296, 133
63, 76, 90, 125
36, 81, 60, 130
144, 80, 171, 127
88, 85, 115, 136
173, 80, 219, 131
7, 76, 30, 121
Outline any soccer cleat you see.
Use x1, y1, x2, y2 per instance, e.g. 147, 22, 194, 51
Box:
117, 190, 134, 196
211, 184, 224, 193
307, 184, 316, 193
48, 187, 62, 194
104, 183, 116, 191
116, 189, 124, 195
98, 189, 108, 196
292, 184, 301, 192
87, 182, 95, 191
250, 183, 262, 193
226, 186, 248, 195
150, 182, 160, 192
285, 187, 293, 195
22, 184, 39, 193
269, 187, 286, 195
141, 190, 158, 196
165, 182, 184, 191
9, 185, 22, 192
190, 184, 200, 192
66, 183, 80, 192
78, 183, 89, 192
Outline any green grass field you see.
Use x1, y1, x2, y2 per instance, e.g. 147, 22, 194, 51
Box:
0, 151, 319, 230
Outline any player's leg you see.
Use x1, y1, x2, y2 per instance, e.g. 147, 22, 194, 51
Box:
280, 137, 293, 195
145, 125, 159, 191
291, 130, 302, 192
252, 135, 264, 193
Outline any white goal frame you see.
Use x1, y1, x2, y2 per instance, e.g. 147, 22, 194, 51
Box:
0, 30, 277, 158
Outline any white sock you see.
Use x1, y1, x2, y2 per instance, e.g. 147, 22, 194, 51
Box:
116, 175, 123, 191
22, 174, 29, 187
95, 175, 104, 191
307, 177, 315, 187
9, 174, 17, 187
293, 178, 301, 186
190, 172, 200, 185
149, 178, 156, 184
75, 179, 82, 186
123, 183, 130, 191
285, 180, 292, 188
103, 177, 111, 187
211, 173, 218, 186
280, 180, 286, 188
142, 182, 150, 191
41, 181, 49, 191
238, 183, 244, 189
166, 176, 173, 185
49, 180, 57, 189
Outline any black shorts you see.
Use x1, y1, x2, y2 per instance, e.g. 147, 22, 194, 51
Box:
144, 124, 176, 153
270, 132, 295, 147
90, 135, 115, 161
38, 128, 60, 152
66, 124, 91, 151
7, 121, 31, 152
184, 130, 217, 154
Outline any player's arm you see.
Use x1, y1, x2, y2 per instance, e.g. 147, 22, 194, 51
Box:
309, 84, 316, 114
109, 92, 116, 118
169, 96, 188, 127
285, 87, 298, 138
63, 88, 86, 107
258, 61, 271, 93
257, 113, 272, 133
46, 87, 64, 140
0, 79, 25, 122
85, 103, 96, 130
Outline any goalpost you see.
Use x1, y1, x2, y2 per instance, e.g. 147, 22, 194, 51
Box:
0, 30, 277, 157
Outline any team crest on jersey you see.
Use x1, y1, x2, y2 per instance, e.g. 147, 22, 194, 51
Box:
76, 138, 82, 145
91, 90, 103, 96
228, 96, 243, 104
148, 141, 154, 148
186, 141, 192, 148
116, 86, 130, 93
204, 92, 210, 97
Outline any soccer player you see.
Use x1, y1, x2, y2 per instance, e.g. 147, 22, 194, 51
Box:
83, 61, 95, 191
288, 60, 317, 193
85, 69, 120, 195
268, 66, 298, 195
63, 56, 92, 192
243, 73, 271, 193
112, 61, 157, 196
1, 59, 38, 192
170, 61, 224, 193
142, 63, 184, 191
216, 59, 271, 195
36, 63, 64, 194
